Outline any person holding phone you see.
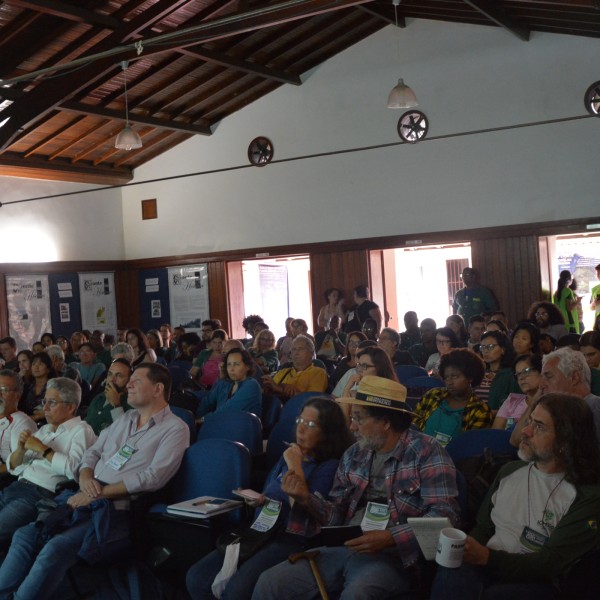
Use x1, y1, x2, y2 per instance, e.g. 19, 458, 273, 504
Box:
84, 359, 132, 434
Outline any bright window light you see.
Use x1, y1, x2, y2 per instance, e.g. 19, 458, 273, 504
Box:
0, 227, 59, 262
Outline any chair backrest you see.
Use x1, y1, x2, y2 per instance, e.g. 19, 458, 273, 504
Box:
445, 429, 517, 464
170, 439, 251, 502
395, 365, 428, 383
279, 391, 329, 422
168, 365, 192, 391
404, 376, 444, 390
170, 405, 197, 444
198, 411, 263, 456
261, 394, 282, 438
265, 417, 297, 470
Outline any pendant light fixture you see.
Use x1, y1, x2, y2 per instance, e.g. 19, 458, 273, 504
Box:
114, 60, 142, 151
387, 0, 418, 109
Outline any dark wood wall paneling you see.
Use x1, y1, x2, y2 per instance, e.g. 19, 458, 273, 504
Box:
1, 216, 598, 337
470, 234, 542, 327
309, 249, 370, 328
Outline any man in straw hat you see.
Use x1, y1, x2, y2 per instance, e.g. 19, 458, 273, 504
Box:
253, 375, 460, 599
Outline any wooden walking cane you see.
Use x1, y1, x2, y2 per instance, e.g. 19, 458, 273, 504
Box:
288, 550, 330, 600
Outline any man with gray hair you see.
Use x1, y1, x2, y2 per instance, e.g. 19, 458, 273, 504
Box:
0, 378, 96, 548
110, 342, 135, 363
45, 345, 66, 376
263, 335, 328, 399
0, 370, 37, 477
511, 347, 600, 447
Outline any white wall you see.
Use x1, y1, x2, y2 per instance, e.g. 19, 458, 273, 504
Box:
122, 19, 600, 260
0, 177, 124, 262
2, 18, 599, 264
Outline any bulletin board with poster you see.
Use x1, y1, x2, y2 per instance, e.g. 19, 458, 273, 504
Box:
167, 265, 210, 331
48, 272, 82, 337
5, 275, 51, 350
78, 272, 117, 333
138, 268, 171, 332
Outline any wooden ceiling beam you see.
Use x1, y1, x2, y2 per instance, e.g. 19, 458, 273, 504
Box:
463, 0, 530, 40
0, 152, 132, 185
6, 0, 120, 28
60, 100, 212, 135
0, 0, 374, 152
179, 47, 302, 85
356, 4, 406, 27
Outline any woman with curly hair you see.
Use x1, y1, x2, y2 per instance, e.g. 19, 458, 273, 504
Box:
415, 348, 492, 446
317, 287, 346, 329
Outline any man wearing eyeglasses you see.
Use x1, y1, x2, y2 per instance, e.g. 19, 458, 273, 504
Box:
431, 393, 600, 599
0, 370, 37, 478
254, 376, 459, 599
0, 363, 189, 600
510, 347, 600, 449
0, 377, 96, 549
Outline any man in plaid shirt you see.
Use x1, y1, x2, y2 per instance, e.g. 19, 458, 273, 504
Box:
253, 375, 459, 599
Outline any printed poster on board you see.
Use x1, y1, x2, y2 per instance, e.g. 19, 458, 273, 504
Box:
167, 265, 209, 331
78, 272, 117, 332
5, 275, 51, 350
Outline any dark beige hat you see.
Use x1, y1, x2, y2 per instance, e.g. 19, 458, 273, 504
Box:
337, 375, 413, 414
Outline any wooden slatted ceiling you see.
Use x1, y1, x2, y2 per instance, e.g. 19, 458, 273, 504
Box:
0, 0, 599, 185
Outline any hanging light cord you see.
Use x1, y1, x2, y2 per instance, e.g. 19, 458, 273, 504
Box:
122, 61, 130, 127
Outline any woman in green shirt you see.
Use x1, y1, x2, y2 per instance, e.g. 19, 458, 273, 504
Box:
553, 270, 580, 334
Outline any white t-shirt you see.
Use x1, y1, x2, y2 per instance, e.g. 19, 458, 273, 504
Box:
487, 464, 576, 554
0, 411, 37, 463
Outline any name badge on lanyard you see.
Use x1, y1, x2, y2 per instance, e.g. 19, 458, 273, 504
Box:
361, 501, 390, 531
106, 443, 137, 471
251, 499, 282, 532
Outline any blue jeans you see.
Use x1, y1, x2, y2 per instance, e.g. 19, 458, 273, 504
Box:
0, 520, 90, 600
0, 480, 54, 548
430, 564, 558, 600
251, 546, 411, 600
186, 536, 305, 600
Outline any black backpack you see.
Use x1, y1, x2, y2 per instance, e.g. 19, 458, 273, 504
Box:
456, 448, 517, 530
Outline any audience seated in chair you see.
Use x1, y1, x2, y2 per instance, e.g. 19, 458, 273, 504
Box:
0, 363, 189, 600
263, 336, 327, 401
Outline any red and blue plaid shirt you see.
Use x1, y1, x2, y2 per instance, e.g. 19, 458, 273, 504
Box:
306, 428, 459, 567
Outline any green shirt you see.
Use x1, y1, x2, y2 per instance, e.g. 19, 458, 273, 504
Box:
85, 392, 131, 435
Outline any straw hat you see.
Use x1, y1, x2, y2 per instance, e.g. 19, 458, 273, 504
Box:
337, 375, 413, 414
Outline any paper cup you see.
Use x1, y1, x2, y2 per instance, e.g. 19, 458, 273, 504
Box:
435, 527, 466, 568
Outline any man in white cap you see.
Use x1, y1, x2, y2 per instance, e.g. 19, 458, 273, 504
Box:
253, 375, 460, 599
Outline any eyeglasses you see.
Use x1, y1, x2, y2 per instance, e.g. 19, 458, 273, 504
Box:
350, 414, 373, 425
480, 343, 499, 352
295, 417, 319, 429
356, 362, 376, 371
0, 386, 16, 395
42, 399, 74, 408
348, 341, 360, 348
436, 339, 452, 346
534, 311, 548, 317
516, 367, 536, 379
523, 418, 549, 435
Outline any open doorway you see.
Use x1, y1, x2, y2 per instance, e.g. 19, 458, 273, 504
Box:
372, 243, 472, 330
541, 233, 600, 332
227, 255, 312, 340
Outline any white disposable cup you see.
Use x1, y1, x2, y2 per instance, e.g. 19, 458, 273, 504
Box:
435, 527, 467, 568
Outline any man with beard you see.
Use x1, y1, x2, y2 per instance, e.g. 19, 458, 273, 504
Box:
431, 393, 600, 600
527, 301, 568, 343
253, 376, 459, 599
